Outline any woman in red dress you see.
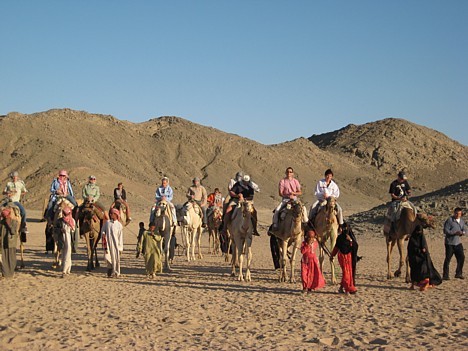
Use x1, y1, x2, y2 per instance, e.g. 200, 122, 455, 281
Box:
301, 230, 326, 293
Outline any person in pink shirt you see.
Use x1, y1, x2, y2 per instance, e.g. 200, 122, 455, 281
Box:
271, 167, 302, 230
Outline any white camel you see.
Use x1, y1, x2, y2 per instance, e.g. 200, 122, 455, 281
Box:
184, 201, 203, 261
228, 200, 254, 282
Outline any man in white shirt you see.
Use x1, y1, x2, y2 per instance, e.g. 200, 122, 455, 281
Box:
3, 171, 28, 233
308, 169, 344, 227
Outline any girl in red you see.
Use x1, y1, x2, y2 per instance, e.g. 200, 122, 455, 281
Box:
301, 230, 326, 293
331, 223, 358, 294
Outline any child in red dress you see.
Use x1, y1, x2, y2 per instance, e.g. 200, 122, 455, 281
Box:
301, 230, 326, 293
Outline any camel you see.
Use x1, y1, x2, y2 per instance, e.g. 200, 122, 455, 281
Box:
228, 200, 255, 282
384, 205, 435, 282
184, 201, 203, 261
151, 199, 175, 271
270, 200, 306, 283
175, 204, 189, 256
312, 196, 339, 284
78, 202, 103, 271
46, 197, 75, 269
111, 200, 129, 227
207, 206, 222, 256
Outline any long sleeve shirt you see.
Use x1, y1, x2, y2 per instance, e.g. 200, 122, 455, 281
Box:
155, 186, 174, 202
3, 180, 28, 202
50, 178, 74, 200
82, 183, 100, 202
186, 185, 207, 206
444, 217, 466, 246
314, 179, 340, 201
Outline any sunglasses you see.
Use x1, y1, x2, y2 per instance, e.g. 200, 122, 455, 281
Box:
287, 170, 294, 173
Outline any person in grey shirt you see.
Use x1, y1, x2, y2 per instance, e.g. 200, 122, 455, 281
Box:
443, 207, 465, 280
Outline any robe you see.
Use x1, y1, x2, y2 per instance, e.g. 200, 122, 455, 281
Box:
408, 231, 442, 287
102, 220, 124, 277
332, 232, 357, 293
137, 230, 163, 275
61, 220, 73, 274
0, 219, 19, 278
301, 241, 325, 290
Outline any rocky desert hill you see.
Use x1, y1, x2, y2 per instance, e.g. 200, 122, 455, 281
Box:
309, 118, 468, 193
1, 109, 466, 219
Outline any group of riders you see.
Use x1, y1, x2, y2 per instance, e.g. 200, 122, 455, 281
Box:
1, 167, 415, 265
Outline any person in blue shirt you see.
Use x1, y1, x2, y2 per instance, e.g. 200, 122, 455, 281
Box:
152, 177, 176, 223
45, 170, 77, 220
443, 207, 465, 280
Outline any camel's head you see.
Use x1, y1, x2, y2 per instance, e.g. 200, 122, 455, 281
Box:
242, 200, 254, 215
212, 207, 223, 221
155, 200, 168, 217
417, 213, 436, 229
326, 196, 336, 208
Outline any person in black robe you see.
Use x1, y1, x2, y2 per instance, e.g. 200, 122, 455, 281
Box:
407, 225, 442, 291
340, 222, 360, 286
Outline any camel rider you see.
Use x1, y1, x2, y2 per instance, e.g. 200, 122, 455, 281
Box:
223, 174, 260, 236
2, 171, 28, 234
81, 175, 108, 220
112, 182, 132, 222
388, 171, 416, 223
154, 177, 177, 222
272, 167, 302, 231
46, 170, 78, 220
308, 169, 344, 228
207, 188, 224, 208
186, 177, 208, 228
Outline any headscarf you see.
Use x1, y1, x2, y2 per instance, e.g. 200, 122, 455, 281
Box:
110, 208, 120, 221
62, 206, 75, 231
1, 208, 11, 219
335, 226, 353, 254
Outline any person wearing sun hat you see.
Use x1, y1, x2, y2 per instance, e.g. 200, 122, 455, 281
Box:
45, 169, 77, 220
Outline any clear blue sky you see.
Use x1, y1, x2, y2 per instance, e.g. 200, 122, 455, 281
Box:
1, 1, 467, 145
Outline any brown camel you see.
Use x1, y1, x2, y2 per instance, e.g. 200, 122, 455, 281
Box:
312, 197, 339, 284
270, 200, 305, 283
78, 202, 104, 271
384, 206, 435, 282
207, 206, 222, 256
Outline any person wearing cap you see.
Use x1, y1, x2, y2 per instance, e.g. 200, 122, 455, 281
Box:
102, 208, 124, 278
81, 175, 108, 219
308, 169, 344, 228
3, 171, 28, 234
46, 170, 77, 220
154, 177, 176, 222
186, 177, 208, 227
388, 171, 416, 225
271, 167, 302, 231
222, 174, 260, 236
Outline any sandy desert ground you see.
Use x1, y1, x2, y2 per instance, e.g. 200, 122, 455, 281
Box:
1, 209, 467, 351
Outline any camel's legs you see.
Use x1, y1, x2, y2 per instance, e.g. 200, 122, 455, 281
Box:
395, 238, 405, 279
237, 241, 245, 281
197, 227, 203, 260
386, 238, 396, 279
231, 241, 237, 277
245, 240, 252, 282
289, 243, 299, 283
329, 235, 337, 285
279, 240, 288, 282
19, 242, 25, 269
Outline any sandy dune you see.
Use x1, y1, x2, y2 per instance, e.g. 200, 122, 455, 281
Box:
1, 209, 467, 350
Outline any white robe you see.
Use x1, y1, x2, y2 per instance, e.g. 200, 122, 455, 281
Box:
102, 220, 124, 276
61, 221, 73, 274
